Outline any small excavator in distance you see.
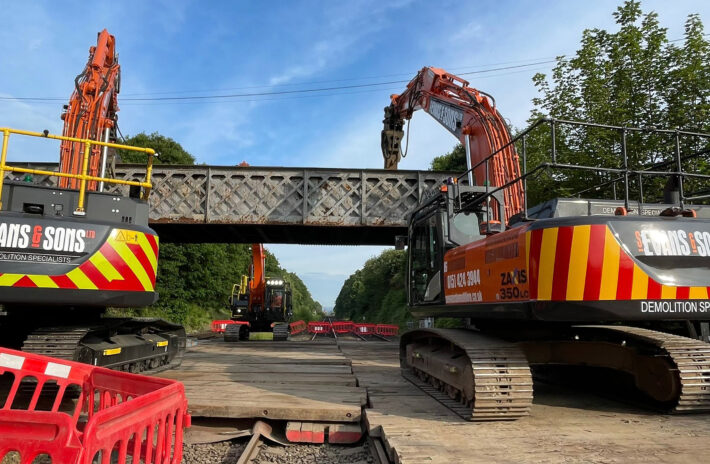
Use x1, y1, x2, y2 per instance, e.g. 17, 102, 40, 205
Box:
0, 30, 186, 372
226, 244, 292, 341
383, 66, 710, 420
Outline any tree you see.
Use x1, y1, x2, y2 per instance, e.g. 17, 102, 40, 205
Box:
527, 1, 710, 205
431, 144, 467, 172
118, 132, 195, 164
334, 250, 410, 327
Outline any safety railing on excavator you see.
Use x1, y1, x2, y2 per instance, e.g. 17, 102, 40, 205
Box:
454, 118, 710, 224
0, 127, 156, 215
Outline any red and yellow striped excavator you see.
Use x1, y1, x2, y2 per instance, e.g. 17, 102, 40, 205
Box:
384, 66, 710, 420
0, 30, 185, 372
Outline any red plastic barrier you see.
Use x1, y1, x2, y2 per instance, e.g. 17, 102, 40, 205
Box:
354, 323, 377, 335
290, 320, 307, 335
332, 321, 354, 334
0, 347, 190, 464
211, 320, 249, 333
307, 321, 332, 334
376, 324, 399, 336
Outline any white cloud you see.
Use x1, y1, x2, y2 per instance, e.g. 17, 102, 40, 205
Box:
267, 0, 412, 87
174, 103, 256, 164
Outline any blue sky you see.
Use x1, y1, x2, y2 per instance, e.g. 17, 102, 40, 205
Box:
1, 0, 708, 310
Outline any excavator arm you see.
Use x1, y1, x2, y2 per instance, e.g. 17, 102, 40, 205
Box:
59, 29, 121, 191
382, 66, 524, 223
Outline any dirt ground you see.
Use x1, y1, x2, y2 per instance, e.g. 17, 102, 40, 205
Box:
460, 382, 710, 464
341, 340, 710, 464
179, 338, 710, 463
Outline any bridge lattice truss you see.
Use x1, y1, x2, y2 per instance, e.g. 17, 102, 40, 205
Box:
13, 165, 452, 244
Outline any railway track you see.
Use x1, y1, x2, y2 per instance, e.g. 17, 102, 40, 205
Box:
182, 419, 377, 464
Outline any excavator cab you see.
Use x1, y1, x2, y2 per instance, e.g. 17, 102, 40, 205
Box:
265, 279, 293, 321
409, 211, 444, 305
407, 183, 505, 306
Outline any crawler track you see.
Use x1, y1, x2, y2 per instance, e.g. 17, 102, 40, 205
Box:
22, 327, 90, 361
273, 323, 289, 341
579, 325, 710, 413
400, 328, 533, 421
22, 320, 186, 374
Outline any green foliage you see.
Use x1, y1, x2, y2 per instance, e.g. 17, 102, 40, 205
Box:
334, 250, 411, 327
151, 243, 253, 325
430, 144, 467, 172
113, 242, 323, 332
528, 1, 710, 205
117, 132, 195, 164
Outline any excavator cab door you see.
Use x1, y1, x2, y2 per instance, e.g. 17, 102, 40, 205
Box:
408, 210, 445, 306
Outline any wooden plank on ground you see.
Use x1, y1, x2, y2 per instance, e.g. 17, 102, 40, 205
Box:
154, 339, 363, 424
183, 382, 367, 405
171, 363, 353, 375
155, 371, 357, 386
183, 354, 351, 365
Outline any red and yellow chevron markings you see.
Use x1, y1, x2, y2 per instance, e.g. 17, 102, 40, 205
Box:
528, 224, 709, 301
0, 229, 158, 292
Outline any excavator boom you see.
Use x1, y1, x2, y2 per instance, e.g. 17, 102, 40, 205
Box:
249, 243, 266, 309
382, 66, 524, 223
59, 29, 120, 191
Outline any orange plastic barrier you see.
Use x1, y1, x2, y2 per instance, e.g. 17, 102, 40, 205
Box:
211, 320, 249, 333
0, 347, 190, 464
353, 323, 377, 335
376, 324, 399, 336
289, 320, 307, 335
332, 321, 354, 334
307, 321, 332, 334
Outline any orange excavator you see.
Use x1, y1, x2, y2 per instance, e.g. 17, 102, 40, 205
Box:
0, 30, 185, 372
384, 66, 710, 420
227, 244, 292, 341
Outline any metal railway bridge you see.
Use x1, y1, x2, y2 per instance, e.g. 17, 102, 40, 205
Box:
20, 164, 453, 245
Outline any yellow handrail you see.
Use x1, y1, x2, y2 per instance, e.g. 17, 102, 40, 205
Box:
0, 127, 156, 215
